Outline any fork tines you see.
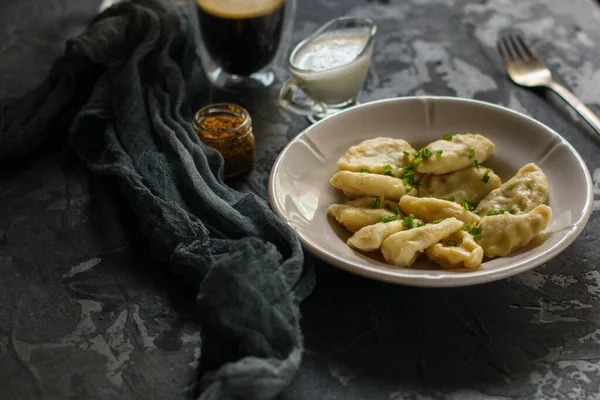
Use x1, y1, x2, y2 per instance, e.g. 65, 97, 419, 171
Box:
497, 33, 537, 64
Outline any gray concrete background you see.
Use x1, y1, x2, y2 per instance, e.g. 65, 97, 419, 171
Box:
1, 0, 600, 398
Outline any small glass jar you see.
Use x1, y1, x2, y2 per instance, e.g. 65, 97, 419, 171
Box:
192, 103, 255, 178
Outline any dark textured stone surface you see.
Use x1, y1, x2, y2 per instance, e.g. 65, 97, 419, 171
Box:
1, 0, 600, 399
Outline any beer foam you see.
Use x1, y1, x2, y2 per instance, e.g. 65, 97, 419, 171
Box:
197, 0, 285, 19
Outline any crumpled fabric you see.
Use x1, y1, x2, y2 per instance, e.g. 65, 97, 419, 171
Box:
0, 0, 312, 398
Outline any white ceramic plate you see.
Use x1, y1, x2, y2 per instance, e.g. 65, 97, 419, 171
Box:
269, 97, 594, 287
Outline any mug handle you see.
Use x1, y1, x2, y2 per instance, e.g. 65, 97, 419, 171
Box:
278, 78, 327, 116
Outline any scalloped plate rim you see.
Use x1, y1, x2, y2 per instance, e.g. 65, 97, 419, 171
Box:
268, 96, 594, 287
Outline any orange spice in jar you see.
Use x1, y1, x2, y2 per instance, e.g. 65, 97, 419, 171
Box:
192, 103, 255, 178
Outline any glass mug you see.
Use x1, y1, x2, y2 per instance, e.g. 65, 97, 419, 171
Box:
194, 0, 297, 89
278, 17, 377, 123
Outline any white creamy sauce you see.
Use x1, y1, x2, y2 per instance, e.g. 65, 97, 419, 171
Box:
294, 32, 368, 72
291, 31, 373, 104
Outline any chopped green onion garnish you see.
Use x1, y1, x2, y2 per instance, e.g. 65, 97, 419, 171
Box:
474, 160, 480, 169
443, 196, 456, 202
487, 209, 517, 216
369, 198, 381, 208
468, 149, 476, 159
469, 226, 482, 241
381, 215, 399, 223
360, 168, 370, 173
403, 151, 411, 156
445, 240, 458, 246
414, 151, 422, 158
432, 219, 442, 224
385, 203, 399, 214
402, 167, 416, 186
482, 169, 492, 183
415, 221, 425, 227
422, 149, 432, 159
413, 157, 423, 165
443, 133, 453, 140
487, 210, 504, 216
382, 164, 395, 177
473, 210, 480, 216
436, 149, 443, 157
464, 223, 482, 240
462, 200, 476, 211
402, 214, 416, 229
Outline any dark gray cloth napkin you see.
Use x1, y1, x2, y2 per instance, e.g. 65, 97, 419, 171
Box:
0, 0, 311, 398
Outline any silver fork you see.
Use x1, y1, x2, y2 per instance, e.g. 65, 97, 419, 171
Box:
497, 33, 600, 137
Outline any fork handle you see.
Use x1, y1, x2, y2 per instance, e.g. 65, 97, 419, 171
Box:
547, 81, 600, 137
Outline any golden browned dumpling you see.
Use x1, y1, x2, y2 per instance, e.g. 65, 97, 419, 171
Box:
476, 163, 549, 216
327, 197, 399, 232
399, 196, 480, 225
347, 218, 421, 252
381, 218, 464, 267
337, 137, 414, 175
416, 133, 495, 175
419, 166, 502, 204
330, 171, 416, 201
426, 230, 484, 269
477, 205, 552, 258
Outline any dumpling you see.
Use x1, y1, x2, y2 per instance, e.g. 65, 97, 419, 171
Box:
419, 166, 502, 204
347, 219, 406, 252
476, 163, 549, 216
328, 197, 399, 232
337, 137, 414, 175
399, 196, 480, 225
330, 171, 416, 201
415, 133, 495, 175
347, 215, 424, 252
476, 205, 552, 258
426, 230, 484, 269
381, 217, 464, 267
